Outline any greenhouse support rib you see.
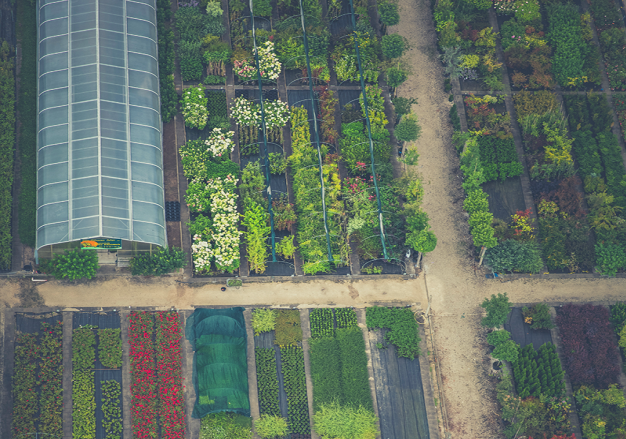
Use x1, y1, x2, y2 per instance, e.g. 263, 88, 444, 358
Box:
247, 0, 277, 261
296, 0, 335, 263
347, 0, 388, 260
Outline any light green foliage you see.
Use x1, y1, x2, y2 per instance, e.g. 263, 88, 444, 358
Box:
274, 310, 302, 347
381, 34, 408, 59
576, 385, 626, 439
513, 343, 565, 398
276, 236, 296, 260
481, 292, 511, 328
40, 249, 99, 281
487, 329, 511, 346
366, 307, 420, 359
313, 402, 378, 439
595, 242, 626, 276
464, 190, 489, 214
492, 340, 520, 362
101, 380, 122, 439
242, 201, 270, 274
395, 113, 422, 143
268, 153, 287, 174
200, 412, 253, 439
251, 308, 276, 336
254, 415, 288, 439
460, 54, 480, 69
310, 309, 334, 339
406, 229, 437, 254
98, 328, 122, 369
485, 240, 543, 274
130, 247, 187, 276
73, 326, 97, 439
618, 326, 626, 349
336, 328, 373, 410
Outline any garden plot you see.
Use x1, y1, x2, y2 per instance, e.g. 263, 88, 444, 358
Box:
72, 312, 122, 439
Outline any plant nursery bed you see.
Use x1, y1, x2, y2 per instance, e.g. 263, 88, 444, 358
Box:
504, 307, 552, 350
481, 175, 527, 221
367, 328, 430, 439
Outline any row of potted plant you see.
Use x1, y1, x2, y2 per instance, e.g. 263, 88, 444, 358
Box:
73, 325, 97, 438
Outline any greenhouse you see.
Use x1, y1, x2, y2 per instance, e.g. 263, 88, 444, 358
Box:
36, 0, 166, 257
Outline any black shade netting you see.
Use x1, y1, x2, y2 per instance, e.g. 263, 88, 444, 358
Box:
186, 308, 250, 418
504, 307, 552, 350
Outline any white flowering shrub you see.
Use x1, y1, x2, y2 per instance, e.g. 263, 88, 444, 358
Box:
185, 179, 212, 213
191, 236, 212, 272
181, 85, 209, 129
204, 128, 235, 157
263, 100, 290, 129
233, 41, 282, 81
231, 97, 289, 129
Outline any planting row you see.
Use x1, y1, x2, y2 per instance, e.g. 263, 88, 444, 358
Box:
482, 294, 626, 438
436, 0, 626, 274
0, 40, 14, 271
176, 0, 436, 276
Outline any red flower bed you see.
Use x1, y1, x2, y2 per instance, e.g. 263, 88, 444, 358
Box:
156, 311, 185, 439
129, 311, 157, 439
556, 304, 620, 389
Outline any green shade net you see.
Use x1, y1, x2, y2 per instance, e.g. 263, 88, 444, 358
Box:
186, 308, 250, 418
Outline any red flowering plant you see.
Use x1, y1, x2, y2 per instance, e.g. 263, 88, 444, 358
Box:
129, 311, 158, 439
155, 311, 185, 439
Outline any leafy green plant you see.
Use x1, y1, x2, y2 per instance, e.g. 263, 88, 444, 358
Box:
336, 308, 357, 329
575, 385, 626, 439
98, 328, 122, 368
610, 303, 626, 335
254, 415, 288, 438
386, 65, 409, 88
337, 328, 372, 410
252, 309, 276, 335
392, 97, 417, 119
395, 113, 422, 143
255, 348, 281, 416
39, 248, 99, 281
130, 247, 187, 276
481, 293, 511, 328
101, 380, 122, 439
313, 402, 378, 439
268, 153, 287, 174
276, 235, 296, 259
366, 307, 420, 359
0, 41, 14, 269
485, 240, 543, 273
309, 337, 342, 410
310, 309, 334, 338
595, 242, 626, 276
280, 346, 311, 434
522, 304, 554, 330
242, 201, 270, 274
382, 34, 408, 59
379, 2, 399, 26
274, 310, 302, 347
492, 339, 520, 362
487, 329, 511, 347
200, 412, 252, 439
73, 325, 97, 439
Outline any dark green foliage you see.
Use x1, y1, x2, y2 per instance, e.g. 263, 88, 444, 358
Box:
513, 344, 565, 398
381, 34, 408, 59
129, 247, 186, 276
487, 329, 511, 346
309, 337, 342, 410
207, 91, 227, 117
280, 347, 310, 434
101, 380, 122, 439
450, 104, 461, 131
395, 114, 421, 143
206, 159, 241, 180
252, 0, 272, 16
310, 309, 333, 338
379, 3, 399, 26
480, 292, 511, 328
158, 0, 176, 122
336, 308, 358, 329
522, 303, 555, 330
255, 348, 281, 416
336, 328, 372, 411
392, 97, 417, 119
0, 41, 14, 270
39, 249, 99, 281
595, 242, 626, 276
175, 7, 223, 42
597, 133, 626, 209
366, 307, 421, 359
386, 65, 409, 88
180, 40, 204, 81
17, 0, 37, 247
476, 135, 523, 181
485, 240, 543, 274
610, 303, 626, 335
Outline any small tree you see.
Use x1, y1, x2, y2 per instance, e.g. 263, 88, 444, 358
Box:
407, 229, 437, 267
254, 414, 288, 439
39, 248, 99, 281
395, 113, 422, 143
487, 329, 511, 346
379, 2, 399, 26
387, 65, 408, 88
381, 34, 408, 59
481, 292, 511, 328
492, 339, 519, 362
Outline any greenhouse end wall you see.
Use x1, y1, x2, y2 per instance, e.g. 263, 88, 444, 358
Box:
36, 0, 167, 252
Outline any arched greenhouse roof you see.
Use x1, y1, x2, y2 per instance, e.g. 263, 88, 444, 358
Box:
36, 0, 166, 250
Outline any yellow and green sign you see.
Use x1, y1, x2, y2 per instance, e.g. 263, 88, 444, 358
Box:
80, 238, 122, 249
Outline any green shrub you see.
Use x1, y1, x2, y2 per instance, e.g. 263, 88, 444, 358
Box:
280, 346, 310, 434
242, 201, 270, 274
180, 40, 204, 81
595, 242, 626, 276
310, 309, 333, 338
492, 339, 519, 362
251, 309, 276, 335
485, 240, 543, 274
461, 0, 491, 11
487, 329, 511, 347
39, 249, 99, 281
610, 303, 626, 334
130, 247, 186, 276
392, 97, 417, 118
310, 337, 342, 410
366, 307, 420, 359
379, 3, 399, 26
522, 303, 554, 330
337, 328, 372, 410
513, 343, 565, 398
274, 310, 302, 347
336, 308, 358, 329
254, 349, 280, 416
313, 402, 378, 439
200, 413, 252, 439
98, 328, 122, 369
480, 292, 511, 328
381, 34, 408, 59
395, 113, 422, 143
0, 41, 14, 270
386, 65, 408, 88
254, 415, 287, 439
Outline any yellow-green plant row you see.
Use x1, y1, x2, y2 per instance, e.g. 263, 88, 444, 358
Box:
73, 325, 97, 439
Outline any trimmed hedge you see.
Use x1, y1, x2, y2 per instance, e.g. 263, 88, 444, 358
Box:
0, 41, 14, 270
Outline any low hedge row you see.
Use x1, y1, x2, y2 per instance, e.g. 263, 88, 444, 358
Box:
0, 41, 14, 270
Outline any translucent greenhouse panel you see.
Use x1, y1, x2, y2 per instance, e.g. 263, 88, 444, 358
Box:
132, 201, 164, 224
102, 217, 131, 240
132, 221, 165, 246
126, 2, 156, 22
128, 88, 158, 110
39, 87, 68, 110
129, 106, 159, 129
39, 162, 68, 185
130, 125, 159, 147
40, 2, 68, 25
131, 143, 161, 165
40, 34, 68, 58
40, 17, 68, 39
127, 35, 157, 59
72, 199, 99, 220
38, 182, 69, 208
72, 117, 98, 140
71, 217, 99, 239
39, 124, 68, 147
38, 143, 69, 166
126, 18, 156, 40
37, 201, 69, 227
39, 70, 68, 91
101, 157, 129, 179
39, 105, 68, 128
37, 222, 69, 247
40, 52, 68, 75
102, 200, 129, 220
128, 70, 158, 92
131, 0, 155, 7
71, 12, 96, 32
72, 155, 98, 179
131, 162, 162, 185
128, 52, 157, 75
99, 0, 124, 33
132, 181, 163, 205
72, 176, 98, 200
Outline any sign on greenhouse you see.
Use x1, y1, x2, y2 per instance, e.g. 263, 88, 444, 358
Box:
80, 238, 122, 250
